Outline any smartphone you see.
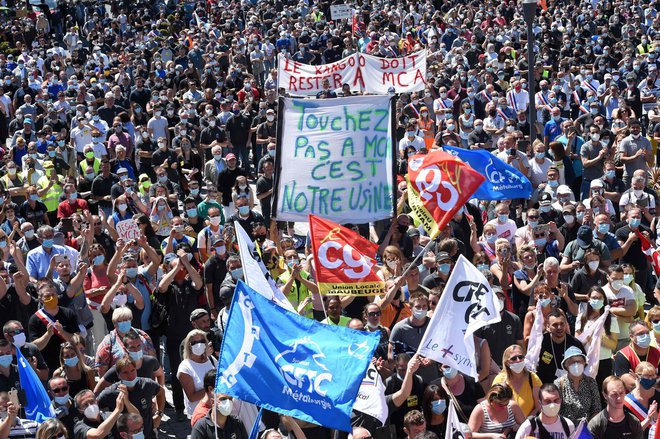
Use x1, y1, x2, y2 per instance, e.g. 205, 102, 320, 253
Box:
8, 388, 19, 408
61, 218, 74, 233
517, 139, 530, 151
499, 247, 509, 258
55, 254, 69, 264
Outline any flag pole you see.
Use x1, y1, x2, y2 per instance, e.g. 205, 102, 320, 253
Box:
396, 235, 436, 281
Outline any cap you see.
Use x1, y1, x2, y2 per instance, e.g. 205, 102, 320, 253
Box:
163, 253, 178, 265
211, 235, 225, 245
266, 109, 275, 114
407, 228, 420, 238
190, 308, 209, 322
117, 167, 128, 174
590, 179, 605, 189
561, 346, 587, 369
225, 153, 237, 160
539, 192, 553, 205
604, 73, 612, 80
435, 251, 451, 262
23, 118, 32, 125
43, 161, 54, 169
557, 185, 572, 195
577, 225, 594, 248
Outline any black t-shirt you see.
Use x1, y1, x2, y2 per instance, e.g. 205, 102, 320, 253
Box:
0, 287, 37, 332
475, 311, 523, 367
226, 113, 253, 146
256, 175, 273, 222
384, 373, 425, 438
98, 379, 161, 439
137, 139, 156, 169
102, 355, 160, 383
91, 174, 120, 207
75, 415, 118, 439
204, 255, 228, 309
616, 224, 655, 271
164, 279, 202, 340
191, 414, 248, 439
27, 306, 79, 371
536, 334, 586, 384
0, 364, 20, 393
19, 200, 48, 228
429, 375, 485, 422
217, 167, 247, 205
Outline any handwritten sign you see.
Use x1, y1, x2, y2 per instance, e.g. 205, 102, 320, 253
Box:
278, 51, 426, 96
330, 4, 353, 20
272, 96, 395, 224
116, 219, 141, 241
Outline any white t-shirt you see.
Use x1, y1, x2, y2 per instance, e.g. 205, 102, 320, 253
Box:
177, 358, 215, 417
601, 283, 635, 341
486, 218, 518, 244
529, 157, 553, 187
515, 417, 575, 439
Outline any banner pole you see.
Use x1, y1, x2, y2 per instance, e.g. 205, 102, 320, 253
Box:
397, 236, 436, 281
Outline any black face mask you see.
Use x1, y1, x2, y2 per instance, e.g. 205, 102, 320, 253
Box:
255, 234, 267, 243
397, 224, 408, 234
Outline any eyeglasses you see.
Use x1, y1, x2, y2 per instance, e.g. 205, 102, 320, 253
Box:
527, 215, 539, 220
51, 386, 69, 393
367, 312, 381, 317
509, 355, 525, 362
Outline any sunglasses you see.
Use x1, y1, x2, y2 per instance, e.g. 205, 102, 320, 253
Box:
509, 355, 525, 362
367, 311, 381, 317
52, 386, 69, 393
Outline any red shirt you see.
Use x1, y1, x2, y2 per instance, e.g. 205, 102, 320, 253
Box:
57, 199, 89, 219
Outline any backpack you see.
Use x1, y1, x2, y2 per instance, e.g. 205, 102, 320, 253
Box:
528, 415, 571, 439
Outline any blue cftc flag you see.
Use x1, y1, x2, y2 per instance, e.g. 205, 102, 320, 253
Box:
216, 281, 379, 432
16, 347, 55, 422
441, 145, 532, 200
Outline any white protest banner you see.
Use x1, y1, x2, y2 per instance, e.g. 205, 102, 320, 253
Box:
360, 51, 427, 95
417, 255, 501, 378
272, 95, 395, 223
353, 363, 388, 425
330, 4, 353, 20
115, 219, 141, 241
277, 51, 426, 96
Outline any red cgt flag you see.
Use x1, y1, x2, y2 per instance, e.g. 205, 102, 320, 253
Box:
635, 229, 660, 275
406, 150, 485, 239
309, 214, 385, 296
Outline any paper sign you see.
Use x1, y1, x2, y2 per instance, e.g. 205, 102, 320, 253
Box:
116, 219, 141, 241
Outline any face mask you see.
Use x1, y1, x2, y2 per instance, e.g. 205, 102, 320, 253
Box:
535, 152, 545, 159
267, 115, 275, 122
117, 320, 132, 333
287, 259, 300, 269
157, 204, 166, 212
629, 218, 641, 229
386, 260, 398, 270
535, 238, 547, 247
542, 402, 560, 417
438, 263, 451, 275
442, 367, 458, 380
477, 263, 490, 273
85, 151, 94, 159
215, 245, 226, 256
64, 356, 79, 367
86, 173, 95, 181
238, 205, 250, 216
585, 260, 600, 271
190, 188, 200, 196
498, 214, 508, 223
125, 266, 138, 278
54, 394, 70, 405
589, 298, 604, 310
447, 124, 455, 131
129, 350, 143, 361
231, 267, 244, 280
640, 377, 657, 390
93, 254, 105, 266
209, 217, 222, 226
217, 399, 233, 416
605, 170, 615, 179
413, 309, 427, 320
637, 333, 652, 349
539, 298, 551, 308
42, 239, 54, 248
191, 342, 206, 356
548, 179, 559, 187
624, 274, 634, 285
568, 362, 584, 377
84, 404, 100, 419
117, 202, 128, 212
24, 229, 34, 239
540, 205, 552, 213
610, 279, 624, 291
576, 211, 584, 222
122, 377, 139, 387
431, 399, 447, 415
563, 215, 575, 224
485, 234, 497, 243
553, 115, 561, 122
7, 168, 16, 175
634, 189, 644, 198
11, 331, 26, 348
268, 149, 276, 157
508, 361, 526, 374
0, 354, 12, 368
30, 194, 39, 201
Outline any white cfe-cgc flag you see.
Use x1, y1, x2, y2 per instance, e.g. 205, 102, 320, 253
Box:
417, 255, 501, 378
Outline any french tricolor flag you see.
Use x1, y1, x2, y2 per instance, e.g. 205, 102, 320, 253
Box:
570, 420, 594, 439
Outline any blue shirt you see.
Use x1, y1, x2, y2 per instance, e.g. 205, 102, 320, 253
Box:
26, 245, 67, 280
544, 119, 563, 142
130, 268, 153, 330
595, 231, 621, 251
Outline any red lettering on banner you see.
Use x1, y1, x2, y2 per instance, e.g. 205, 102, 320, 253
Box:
283, 58, 301, 74
396, 72, 409, 87
408, 53, 418, 69
353, 68, 365, 89
332, 73, 343, 89
413, 69, 426, 85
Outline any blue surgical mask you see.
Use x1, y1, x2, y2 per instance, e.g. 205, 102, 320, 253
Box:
54, 394, 70, 405
157, 204, 166, 212
548, 179, 559, 187
63, 356, 79, 367
629, 218, 641, 229
431, 399, 447, 415
589, 298, 604, 310
539, 298, 552, 307
117, 320, 132, 333
0, 354, 12, 368
93, 254, 105, 266
498, 214, 508, 223
128, 350, 144, 361
576, 211, 585, 222
605, 170, 615, 179
597, 223, 610, 234
534, 238, 547, 247
132, 431, 145, 439
42, 239, 54, 248
231, 267, 244, 280
637, 333, 652, 349
624, 274, 634, 285
438, 263, 451, 275
238, 205, 250, 216
121, 377, 139, 387
30, 194, 39, 201
535, 152, 545, 159
186, 208, 198, 218
442, 367, 458, 379
640, 377, 656, 390
69, 192, 78, 201
126, 267, 138, 278
485, 234, 496, 243
190, 188, 200, 196
528, 220, 538, 228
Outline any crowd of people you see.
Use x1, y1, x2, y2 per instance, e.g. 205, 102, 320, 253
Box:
2, 0, 660, 438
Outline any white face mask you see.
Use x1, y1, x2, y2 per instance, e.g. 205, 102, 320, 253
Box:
113, 294, 128, 307
508, 361, 525, 374
12, 332, 26, 348
587, 261, 599, 271
541, 402, 560, 417
217, 399, 233, 417
567, 362, 584, 377
191, 342, 206, 356
84, 404, 100, 419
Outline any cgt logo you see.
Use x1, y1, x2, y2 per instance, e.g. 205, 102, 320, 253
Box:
275, 337, 333, 397
409, 161, 459, 212
317, 228, 373, 279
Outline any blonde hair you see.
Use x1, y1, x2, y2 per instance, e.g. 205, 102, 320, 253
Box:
635, 361, 656, 376
112, 306, 133, 323
183, 329, 209, 361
